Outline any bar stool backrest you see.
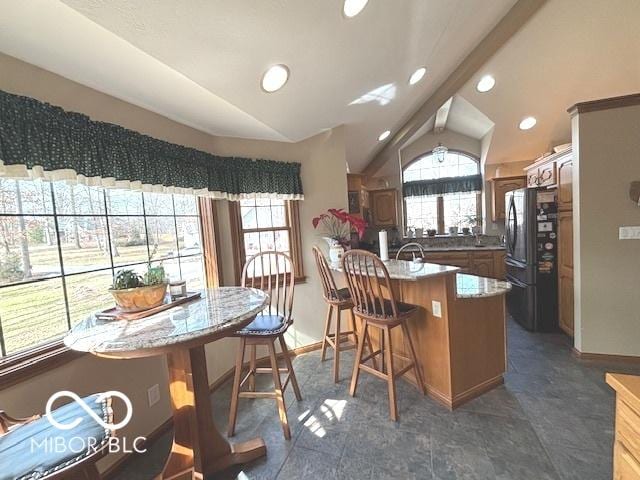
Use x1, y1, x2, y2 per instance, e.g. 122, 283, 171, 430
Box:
241, 251, 295, 323
312, 246, 341, 302
341, 249, 399, 320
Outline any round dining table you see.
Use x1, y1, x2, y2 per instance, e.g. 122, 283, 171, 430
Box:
64, 287, 269, 479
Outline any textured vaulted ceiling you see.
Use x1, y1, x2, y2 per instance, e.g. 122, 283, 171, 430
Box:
0, 0, 516, 171
457, 0, 640, 165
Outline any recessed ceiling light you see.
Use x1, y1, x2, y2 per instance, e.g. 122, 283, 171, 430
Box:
519, 116, 537, 130
343, 0, 369, 18
378, 130, 391, 142
261, 64, 290, 93
409, 67, 426, 85
476, 75, 496, 93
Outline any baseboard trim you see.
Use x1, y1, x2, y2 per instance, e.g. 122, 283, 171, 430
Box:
572, 348, 640, 364
451, 375, 504, 409
103, 340, 322, 479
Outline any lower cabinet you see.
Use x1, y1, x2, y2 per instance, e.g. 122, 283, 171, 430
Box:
397, 250, 505, 279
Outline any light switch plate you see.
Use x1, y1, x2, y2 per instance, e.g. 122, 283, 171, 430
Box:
619, 226, 640, 240
147, 384, 160, 407
432, 300, 442, 318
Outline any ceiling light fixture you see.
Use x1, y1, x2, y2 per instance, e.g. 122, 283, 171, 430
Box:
409, 67, 427, 85
261, 64, 290, 93
343, 0, 369, 18
378, 130, 391, 142
432, 143, 448, 163
476, 75, 496, 93
519, 116, 537, 130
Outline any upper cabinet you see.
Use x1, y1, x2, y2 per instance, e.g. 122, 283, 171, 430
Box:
556, 154, 573, 211
370, 189, 398, 227
524, 148, 571, 190
490, 176, 527, 222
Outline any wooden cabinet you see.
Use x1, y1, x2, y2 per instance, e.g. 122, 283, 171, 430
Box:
471, 255, 495, 277
370, 189, 398, 227
414, 250, 505, 279
347, 174, 369, 218
489, 176, 527, 222
607, 374, 640, 480
557, 154, 573, 211
558, 209, 574, 336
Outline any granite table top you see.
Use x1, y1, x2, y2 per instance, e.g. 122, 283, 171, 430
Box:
64, 287, 269, 355
456, 273, 512, 299
329, 259, 460, 281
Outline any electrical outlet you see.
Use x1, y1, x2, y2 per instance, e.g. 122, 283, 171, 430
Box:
147, 384, 160, 407
431, 300, 442, 318
619, 226, 640, 240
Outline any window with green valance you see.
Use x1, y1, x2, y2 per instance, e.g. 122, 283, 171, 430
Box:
0, 90, 304, 200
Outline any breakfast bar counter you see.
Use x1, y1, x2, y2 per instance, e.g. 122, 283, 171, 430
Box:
330, 260, 511, 409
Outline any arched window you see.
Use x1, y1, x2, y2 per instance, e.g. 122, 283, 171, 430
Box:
403, 150, 482, 234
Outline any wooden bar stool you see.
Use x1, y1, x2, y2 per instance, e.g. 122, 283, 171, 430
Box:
341, 249, 425, 421
312, 246, 376, 383
228, 251, 302, 440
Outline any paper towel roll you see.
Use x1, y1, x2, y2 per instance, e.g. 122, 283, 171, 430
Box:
379, 230, 389, 261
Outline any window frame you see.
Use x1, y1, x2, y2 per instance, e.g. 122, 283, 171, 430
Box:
402, 149, 483, 235
229, 200, 305, 285
0, 182, 217, 390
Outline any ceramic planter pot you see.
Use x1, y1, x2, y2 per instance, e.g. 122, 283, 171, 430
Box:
109, 283, 168, 312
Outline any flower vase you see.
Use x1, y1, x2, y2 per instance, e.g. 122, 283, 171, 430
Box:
324, 238, 345, 263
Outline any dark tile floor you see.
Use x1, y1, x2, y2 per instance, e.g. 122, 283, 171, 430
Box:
114, 320, 640, 479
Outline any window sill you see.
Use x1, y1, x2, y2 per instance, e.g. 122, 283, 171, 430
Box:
0, 339, 85, 391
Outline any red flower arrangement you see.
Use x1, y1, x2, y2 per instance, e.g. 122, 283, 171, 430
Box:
312, 208, 367, 245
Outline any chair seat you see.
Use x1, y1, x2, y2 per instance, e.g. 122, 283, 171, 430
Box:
0, 394, 112, 480
237, 314, 289, 336
329, 287, 351, 302
355, 299, 417, 321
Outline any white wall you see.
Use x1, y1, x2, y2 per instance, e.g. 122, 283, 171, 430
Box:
0, 53, 347, 472
573, 102, 640, 356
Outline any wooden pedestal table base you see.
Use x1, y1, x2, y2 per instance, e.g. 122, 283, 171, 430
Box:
159, 345, 266, 479
63, 288, 271, 480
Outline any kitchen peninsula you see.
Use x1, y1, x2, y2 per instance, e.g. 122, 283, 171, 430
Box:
331, 259, 511, 409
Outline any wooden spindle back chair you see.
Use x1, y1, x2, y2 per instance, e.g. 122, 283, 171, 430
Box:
341, 249, 402, 321
242, 250, 295, 324
229, 251, 302, 440
341, 249, 425, 421
312, 246, 371, 382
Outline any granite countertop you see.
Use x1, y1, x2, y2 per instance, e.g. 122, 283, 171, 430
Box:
456, 273, 512, 299
330, 259, 459, 281
390, 245, 506, 253
64, 287, 269, 354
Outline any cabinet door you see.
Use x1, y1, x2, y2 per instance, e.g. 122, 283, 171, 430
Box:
526, 168, 539, 187
472, 257, 494, 277
493, 251, 506, 280
371, 189, 398, 227
492, 177, 527, 221
557, 156, 573, 211
425, 253, 471, 272
558, 210, 574, 336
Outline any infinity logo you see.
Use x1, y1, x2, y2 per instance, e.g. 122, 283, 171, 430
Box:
45, 391, 133, 431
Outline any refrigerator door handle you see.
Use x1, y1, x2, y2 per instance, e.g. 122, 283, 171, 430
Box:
507, 196, 517, 254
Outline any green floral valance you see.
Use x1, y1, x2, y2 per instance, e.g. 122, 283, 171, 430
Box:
403, 174, 482, 198
0, 90, 303, 200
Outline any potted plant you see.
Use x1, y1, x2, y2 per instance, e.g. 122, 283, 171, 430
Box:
312, 208, 367, 262
109, 264, 168, 312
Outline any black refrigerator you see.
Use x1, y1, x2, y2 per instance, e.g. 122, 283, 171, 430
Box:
504, 188, 558, 332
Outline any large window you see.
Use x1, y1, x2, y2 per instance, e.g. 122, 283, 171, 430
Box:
230, 199, 304, 282
0, 178, 205, 357
403, 151, 481, 234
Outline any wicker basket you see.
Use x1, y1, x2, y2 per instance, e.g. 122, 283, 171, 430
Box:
108, 283, 168, 313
